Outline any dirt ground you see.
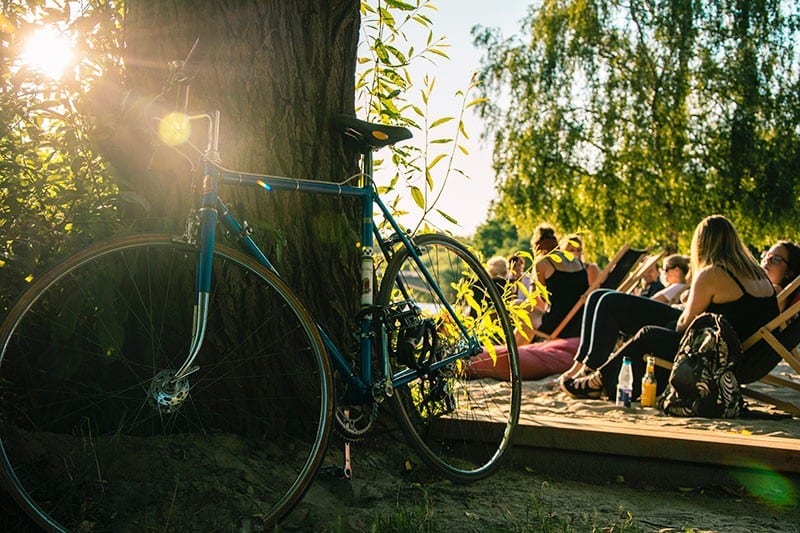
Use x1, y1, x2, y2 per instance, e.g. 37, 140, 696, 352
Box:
278, 431, 800, 533
1, 426, 797, 532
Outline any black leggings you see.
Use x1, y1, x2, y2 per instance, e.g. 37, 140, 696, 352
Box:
575, 289, 681, 370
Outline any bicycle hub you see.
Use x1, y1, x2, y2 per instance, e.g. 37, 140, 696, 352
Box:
149, 369, 191, 413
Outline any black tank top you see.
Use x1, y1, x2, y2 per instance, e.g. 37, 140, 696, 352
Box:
539, 261, 589, 338
707, 266, 778, 340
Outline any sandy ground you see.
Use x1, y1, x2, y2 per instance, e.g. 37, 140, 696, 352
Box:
279, 365, 800, 533
1, 363, 798, 532
280, 429, 799, 532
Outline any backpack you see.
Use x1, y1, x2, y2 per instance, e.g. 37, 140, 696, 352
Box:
658, 312, 745, 418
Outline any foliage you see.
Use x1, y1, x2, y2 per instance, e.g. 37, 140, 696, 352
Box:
357, 0, 484, 234
472, 211, 531, 259
474, 0, 800, 260
0, 0, 466, 315
0, 1, 124, 314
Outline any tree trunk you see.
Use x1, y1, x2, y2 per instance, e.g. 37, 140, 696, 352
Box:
120, 0, 362, 344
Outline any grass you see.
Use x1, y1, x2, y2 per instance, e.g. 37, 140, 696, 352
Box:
311, 481, 646, 533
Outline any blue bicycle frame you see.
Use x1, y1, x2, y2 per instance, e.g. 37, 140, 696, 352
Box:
177, 137, 481, 405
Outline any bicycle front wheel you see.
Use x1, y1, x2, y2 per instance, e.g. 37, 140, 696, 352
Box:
0, 234, 332, 531
378, 233, 521, 482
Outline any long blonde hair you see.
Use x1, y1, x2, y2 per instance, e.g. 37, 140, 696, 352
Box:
690, 215, 765, 280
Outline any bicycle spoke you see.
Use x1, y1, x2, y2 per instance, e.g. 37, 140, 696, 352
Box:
378, 233, 521, 482
0, 235, 331, 531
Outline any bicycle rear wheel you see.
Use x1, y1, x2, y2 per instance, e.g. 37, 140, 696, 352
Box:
377, 233, 521, 482
0, 234, 332, 531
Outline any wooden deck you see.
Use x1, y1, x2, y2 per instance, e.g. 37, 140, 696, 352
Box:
458, 372, 800, 484
513, 413, 800, 475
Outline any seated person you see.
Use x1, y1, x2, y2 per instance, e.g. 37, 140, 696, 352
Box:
468, 255, 509, 315
734, 240, 800, 384
634, 262, 665, 297
761, 240, 800, 308
563, 234, 602, 287
507, 253, 533, 305
520, 223, 561, 331
515, 244, 589, 345
471, 234, 590, 380
562, 216, 779, 401
486, 255, 509, 288
650, 254, 690, 305
531, 222, 558, 256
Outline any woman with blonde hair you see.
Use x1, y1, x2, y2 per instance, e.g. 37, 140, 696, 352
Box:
677, 215, 776, 335
562, 214, 779, 401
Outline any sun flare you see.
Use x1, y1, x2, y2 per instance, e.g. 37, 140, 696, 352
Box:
158, 112, 192, 146
20, 27, 74, 79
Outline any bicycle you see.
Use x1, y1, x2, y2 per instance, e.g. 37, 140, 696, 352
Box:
0, 52, 521, 531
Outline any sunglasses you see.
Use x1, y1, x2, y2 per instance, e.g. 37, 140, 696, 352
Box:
761, 253, 787, 266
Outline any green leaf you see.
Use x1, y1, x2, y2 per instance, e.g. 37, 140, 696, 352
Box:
466, 97, 488, 108
410, 185, 425, 208
430, 116, 454, 128
436, 208, 458, 224
384, 0, 416, 10
378, 7, 396, 27
427, 153, 447, 170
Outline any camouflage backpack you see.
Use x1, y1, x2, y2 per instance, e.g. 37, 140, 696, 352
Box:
659, 313, 745, 418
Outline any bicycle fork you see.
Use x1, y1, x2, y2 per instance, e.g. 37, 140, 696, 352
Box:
149, 166, 219, 412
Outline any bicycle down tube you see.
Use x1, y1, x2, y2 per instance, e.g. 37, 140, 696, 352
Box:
192, 155, 482, 399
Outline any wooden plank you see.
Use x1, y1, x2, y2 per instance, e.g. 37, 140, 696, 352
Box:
742, 387, 800, 416
431, 413, 800, 474
512, 415, 800, 474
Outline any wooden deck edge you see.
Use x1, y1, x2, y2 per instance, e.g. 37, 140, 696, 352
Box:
512, 415, 800, 474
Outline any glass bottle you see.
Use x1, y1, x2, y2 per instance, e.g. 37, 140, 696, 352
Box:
641, 356, 657, 407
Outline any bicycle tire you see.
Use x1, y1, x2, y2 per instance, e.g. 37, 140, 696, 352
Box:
0, 234, 332, 531
377, 233, 521, 482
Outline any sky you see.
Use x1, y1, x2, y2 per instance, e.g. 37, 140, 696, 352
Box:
373, 2, 531, 237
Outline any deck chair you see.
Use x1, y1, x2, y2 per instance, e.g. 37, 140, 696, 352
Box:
599, 246, 650, 291
530, 244, 649, 341
618, 250, 667, 294
650, 275, 800, 416
737, 279, 800, 415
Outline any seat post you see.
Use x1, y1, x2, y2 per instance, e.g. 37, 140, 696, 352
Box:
360, 149, 374, 187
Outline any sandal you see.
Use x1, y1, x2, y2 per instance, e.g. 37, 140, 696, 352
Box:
545, 365, 587, 391
561, 370, 603, 399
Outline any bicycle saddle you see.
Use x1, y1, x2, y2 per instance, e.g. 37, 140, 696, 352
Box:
334, 114, 413, 152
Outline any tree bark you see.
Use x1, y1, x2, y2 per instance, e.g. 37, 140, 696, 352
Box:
120, 0, 362, 343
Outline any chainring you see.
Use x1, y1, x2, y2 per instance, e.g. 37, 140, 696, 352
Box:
332, 369, 380, 442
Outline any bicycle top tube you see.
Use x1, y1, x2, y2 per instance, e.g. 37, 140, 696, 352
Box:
203, 113, 412, 199
214, 164, 372, 200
